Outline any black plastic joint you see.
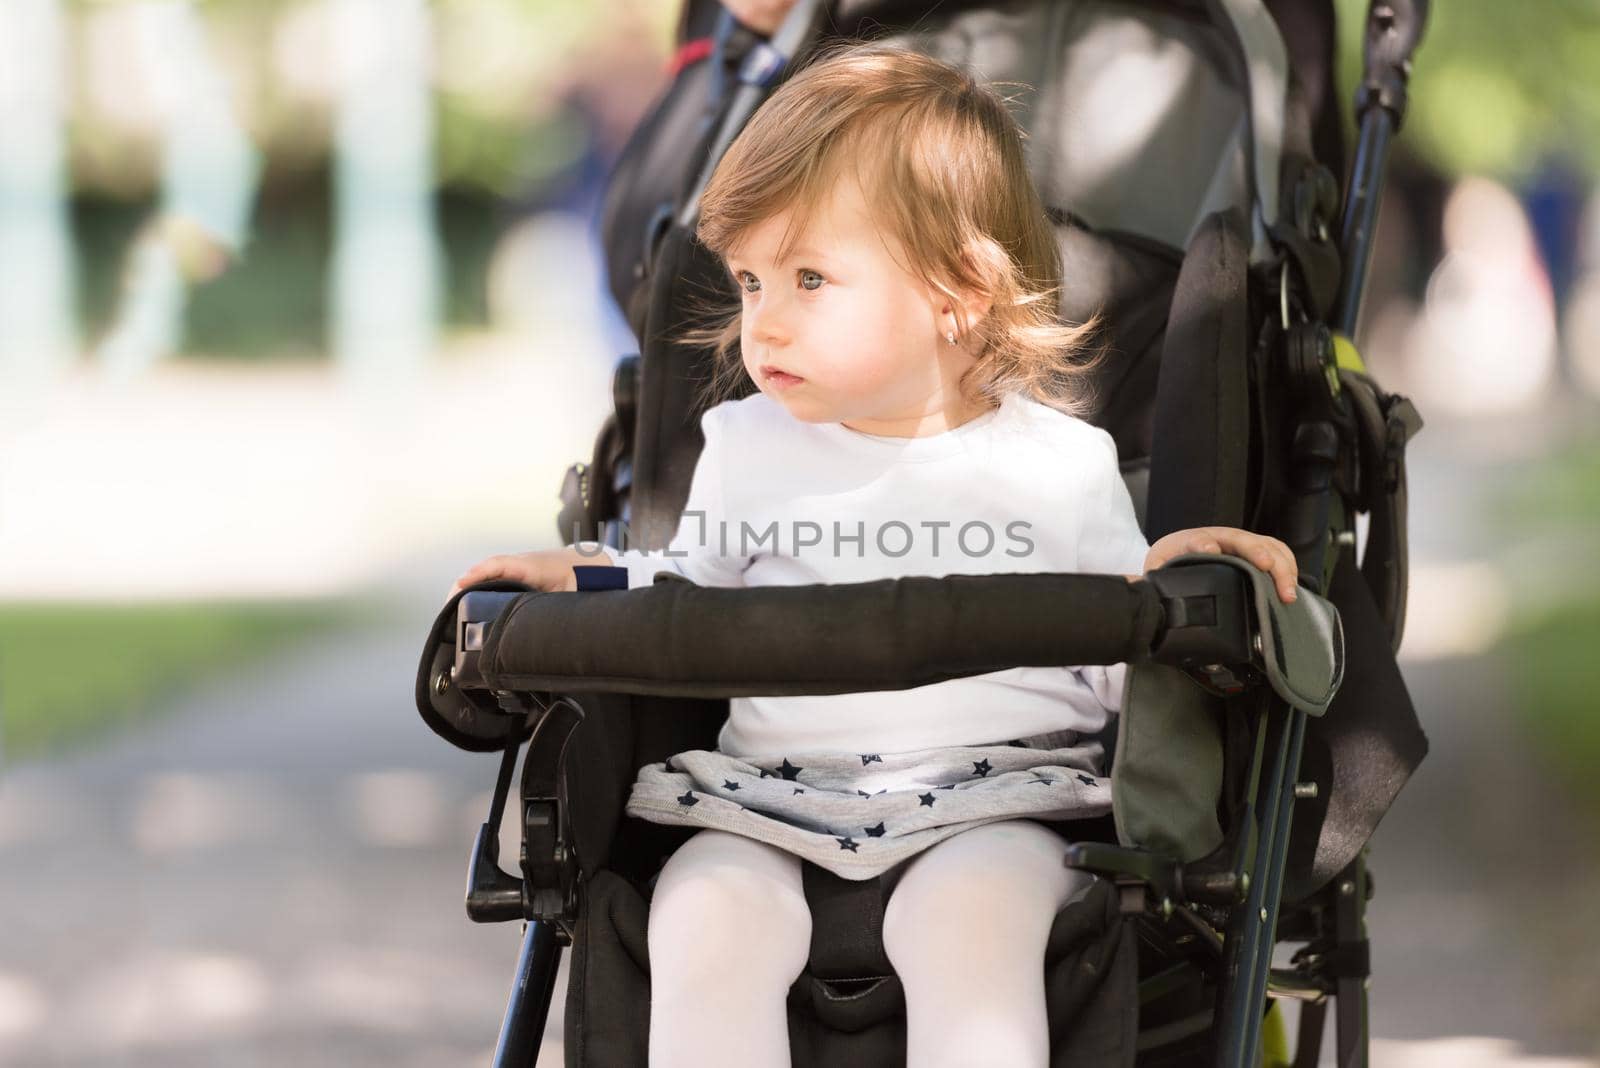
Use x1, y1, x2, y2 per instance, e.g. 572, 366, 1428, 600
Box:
1145, 564, 1253, 671
1291, 165, 1340, 238
522, 799, 579, 930
1358, 0, 1427, 128
1321, 940, 1371, 979
1355, 79, 1410, 127
454, 590, 525, 692
465, 822, 526, 924
1286, 322, 1335, 401
1065, 842, 1184, 910
522, 800, 563, 887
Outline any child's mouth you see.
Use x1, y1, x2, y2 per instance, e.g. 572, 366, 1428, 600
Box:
761, 366, 805, 390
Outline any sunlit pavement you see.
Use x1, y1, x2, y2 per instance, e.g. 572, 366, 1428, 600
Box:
2, 380, 1598, 1062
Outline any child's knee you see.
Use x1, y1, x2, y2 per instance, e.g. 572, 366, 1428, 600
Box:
883, 824, 1075, 968
648, 831, 812, 983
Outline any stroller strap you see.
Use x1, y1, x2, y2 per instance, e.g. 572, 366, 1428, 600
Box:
1206, 0, 1289, 261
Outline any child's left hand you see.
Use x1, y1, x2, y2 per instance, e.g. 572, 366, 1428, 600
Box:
1143, 526, 1299, 604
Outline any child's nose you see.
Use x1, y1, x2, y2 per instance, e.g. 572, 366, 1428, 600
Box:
746, 297, 791, 346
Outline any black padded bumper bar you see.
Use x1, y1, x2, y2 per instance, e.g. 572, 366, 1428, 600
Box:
414, 561, 1331, 752
477, 571, 1164, 697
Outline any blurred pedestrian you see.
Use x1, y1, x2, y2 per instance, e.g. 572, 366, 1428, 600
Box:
94, 0, 260, 380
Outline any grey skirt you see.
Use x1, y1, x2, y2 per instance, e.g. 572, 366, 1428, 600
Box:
623, 732, 1111, 880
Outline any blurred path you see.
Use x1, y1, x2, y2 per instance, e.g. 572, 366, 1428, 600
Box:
0, 559, 569, 1066
1362, 402, 1600, 1061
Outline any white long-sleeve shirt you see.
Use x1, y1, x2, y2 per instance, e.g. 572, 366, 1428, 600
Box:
598, 391, 1151, 758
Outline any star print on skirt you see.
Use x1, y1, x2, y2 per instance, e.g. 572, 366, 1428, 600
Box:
624, 736, 1110, 880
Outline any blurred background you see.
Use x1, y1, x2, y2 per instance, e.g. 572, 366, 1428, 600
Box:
0, 0, 1596, 1064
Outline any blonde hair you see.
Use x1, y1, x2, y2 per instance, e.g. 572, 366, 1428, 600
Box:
682, 43, 1102, 415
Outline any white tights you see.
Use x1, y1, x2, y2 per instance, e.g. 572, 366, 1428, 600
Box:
645, 821, 1094, 1068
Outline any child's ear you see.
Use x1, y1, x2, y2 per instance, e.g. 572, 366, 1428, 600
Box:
960, 290, 995, 334
935, 286, 994, 340
944, 239, 1005, 337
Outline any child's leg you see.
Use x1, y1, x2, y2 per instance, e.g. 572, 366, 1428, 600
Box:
881, 820, 1093, 1068
647, 829, 812, 1068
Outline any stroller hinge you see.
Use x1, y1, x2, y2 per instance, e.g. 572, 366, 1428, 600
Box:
1066, 842, 1182, 916
522, 798, 578, 940
1065, 842, 1247, 918
1296, 938, 1371, 982
466, 821, 527, 924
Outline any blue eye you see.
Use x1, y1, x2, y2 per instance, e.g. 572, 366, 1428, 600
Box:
799, 269, 825, 291
735, 270, 760, 294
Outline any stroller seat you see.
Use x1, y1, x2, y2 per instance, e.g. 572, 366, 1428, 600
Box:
570, 835, 1139, 1064
415, 0, 1432, 1064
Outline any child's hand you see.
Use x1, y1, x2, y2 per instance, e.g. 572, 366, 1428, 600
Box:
1143, 527, 1299, 604
445, 547, 596, 601
722, 0, 797, 33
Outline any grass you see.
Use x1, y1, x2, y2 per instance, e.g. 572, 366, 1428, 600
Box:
1488, 436, 1600, 530
0, 600, 362, 761
1491, 431, 1600, 816
1499, 599, 1600, 813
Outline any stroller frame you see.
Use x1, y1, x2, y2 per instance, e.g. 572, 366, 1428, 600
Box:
425, 1, 1431, 1064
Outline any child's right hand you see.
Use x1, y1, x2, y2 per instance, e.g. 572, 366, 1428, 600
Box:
446, 547, 598, 601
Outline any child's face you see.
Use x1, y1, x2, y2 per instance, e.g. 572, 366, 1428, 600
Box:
725, 180, 979, 437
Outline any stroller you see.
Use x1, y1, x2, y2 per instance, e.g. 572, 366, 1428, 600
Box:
415, 0, 1431, 1063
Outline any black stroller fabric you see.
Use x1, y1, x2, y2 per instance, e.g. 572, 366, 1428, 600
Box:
1285, 553, 1427, 901
565, 870, 1137, 1066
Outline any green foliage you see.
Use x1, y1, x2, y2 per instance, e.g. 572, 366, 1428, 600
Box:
75, 172, 504, 359
1492, 435, 1600, 528
185, 176, 332, 359
0, 600, 359, 759
1492, 432, 1600, 814
1335, 0, 1600, 180
435, 93, 586, 201
437, 186, 501, 327
72, 194, 151, 341
1501, 599, 1600, 813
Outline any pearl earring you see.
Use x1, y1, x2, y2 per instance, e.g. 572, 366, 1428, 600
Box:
945, 330, 957, 346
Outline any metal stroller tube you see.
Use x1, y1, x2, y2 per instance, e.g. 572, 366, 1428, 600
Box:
1333, 0, 1429, 338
